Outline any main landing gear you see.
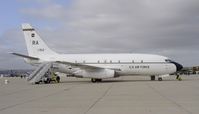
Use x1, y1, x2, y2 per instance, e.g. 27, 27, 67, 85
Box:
158, 77, 163, 81
91, 78, 102, 83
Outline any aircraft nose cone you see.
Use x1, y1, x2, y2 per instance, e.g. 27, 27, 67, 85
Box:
173, 62, 183, 71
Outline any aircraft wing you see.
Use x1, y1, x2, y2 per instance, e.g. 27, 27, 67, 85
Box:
10, 52, 39, 60
56, 61, 104, 70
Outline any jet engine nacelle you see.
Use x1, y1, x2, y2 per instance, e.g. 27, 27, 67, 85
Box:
74, 69, 117, 79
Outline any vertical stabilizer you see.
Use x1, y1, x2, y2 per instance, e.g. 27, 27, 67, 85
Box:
22, 23, 57, 58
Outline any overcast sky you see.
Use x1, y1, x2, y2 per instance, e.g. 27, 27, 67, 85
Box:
0, 0, 199, 70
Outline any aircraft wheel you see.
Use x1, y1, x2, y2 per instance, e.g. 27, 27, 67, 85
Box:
91, 78, 97, 83
56, 76, 60, 83
158, 77, 163, 81
151, 76, 155, 81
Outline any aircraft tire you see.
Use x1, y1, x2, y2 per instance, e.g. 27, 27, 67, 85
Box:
158, 77, 163, 81
91, 78, 97, 83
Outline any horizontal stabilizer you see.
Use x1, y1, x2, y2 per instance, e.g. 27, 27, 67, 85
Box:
10, 52, 39, 60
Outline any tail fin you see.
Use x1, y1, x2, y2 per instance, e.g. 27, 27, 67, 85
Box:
22, 23, 57, 58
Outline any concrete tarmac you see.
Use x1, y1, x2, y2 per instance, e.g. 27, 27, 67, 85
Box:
0, 75, 199, 114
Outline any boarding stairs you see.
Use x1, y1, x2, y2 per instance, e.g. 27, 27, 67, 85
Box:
27, 62, 53, 84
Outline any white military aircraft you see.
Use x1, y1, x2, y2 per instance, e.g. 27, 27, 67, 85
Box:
12, 24, 183, 84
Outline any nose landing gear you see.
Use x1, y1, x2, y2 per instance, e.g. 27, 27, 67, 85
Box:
176, 74, 182, 81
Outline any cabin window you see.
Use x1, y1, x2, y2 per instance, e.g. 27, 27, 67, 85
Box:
98, 60, 100, 63
104, 60, 107, 63
118, 60, 120, 63
132, 60, 134, 63
141, 60, 143, 63
110, 60, 112, 63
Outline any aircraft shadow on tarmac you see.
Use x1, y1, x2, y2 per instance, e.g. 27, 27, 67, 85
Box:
59, 79, 180, 84
38, 75, 199, 85
33, 78, 197, 85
